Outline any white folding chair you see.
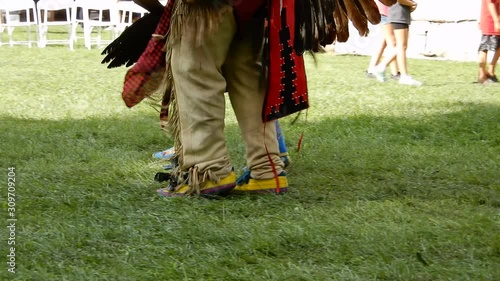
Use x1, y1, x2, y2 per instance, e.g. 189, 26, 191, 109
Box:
36, 0, 74, 49
0, 0, 38, 47
0, 9, 4, 35
72, 0, 119, 49
115, 1, 148, 34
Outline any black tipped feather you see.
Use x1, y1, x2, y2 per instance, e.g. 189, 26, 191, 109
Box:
312, 0, 325, 42
101, 13, 161, 69
294, 0, 307, 55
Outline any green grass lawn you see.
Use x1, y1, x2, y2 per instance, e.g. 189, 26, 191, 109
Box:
1, 30, 499, 280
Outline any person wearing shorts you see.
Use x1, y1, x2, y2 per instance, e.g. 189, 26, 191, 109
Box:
366, 0, 399, 80
374, 0, 422, 86
477, 0, 500, 84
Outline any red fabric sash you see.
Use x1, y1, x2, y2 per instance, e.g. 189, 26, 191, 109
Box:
264, 0, 308, 121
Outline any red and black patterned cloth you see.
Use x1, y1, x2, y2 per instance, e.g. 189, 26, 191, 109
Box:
122, 0, 175, 108
122, 0, 309, 122
264, 0, 308, 121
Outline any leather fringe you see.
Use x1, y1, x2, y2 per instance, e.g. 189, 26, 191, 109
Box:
170, 1, 233, 46
155, 1, 232, 194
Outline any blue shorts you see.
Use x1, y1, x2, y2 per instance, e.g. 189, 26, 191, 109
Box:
380, 15, 389, 25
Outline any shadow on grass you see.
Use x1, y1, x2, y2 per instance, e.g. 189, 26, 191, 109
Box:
283, 101, 500, 206
2, 103, 500, 281
1, 102, 499, 208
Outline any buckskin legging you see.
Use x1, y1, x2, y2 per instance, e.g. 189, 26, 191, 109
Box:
170, 8, 284, 181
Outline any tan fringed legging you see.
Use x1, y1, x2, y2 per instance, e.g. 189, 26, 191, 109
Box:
169, 8, 284, 181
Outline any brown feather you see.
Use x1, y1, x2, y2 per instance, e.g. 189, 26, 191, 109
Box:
351, 0, 367, 18
378, 0, 397, 6
357, 0, 381, 25
322, 23, 336, 45
343, 0, 369, 36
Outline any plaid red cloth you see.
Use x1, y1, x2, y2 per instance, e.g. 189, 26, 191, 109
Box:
122, 0, 176, 108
